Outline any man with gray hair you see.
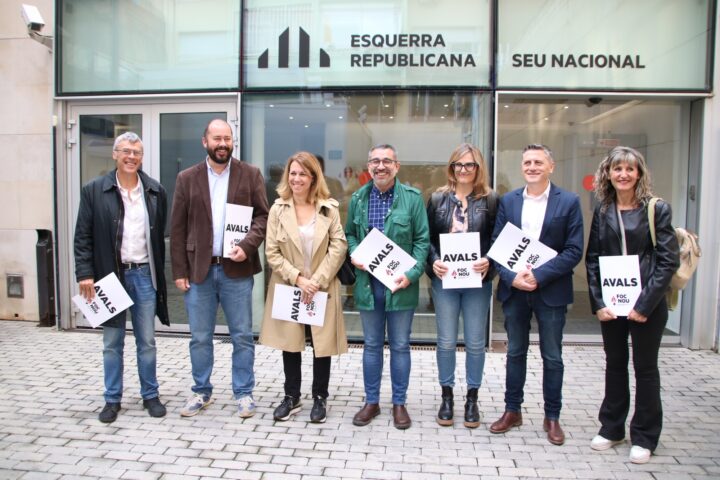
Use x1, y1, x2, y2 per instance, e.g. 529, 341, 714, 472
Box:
74, 132, 170, 423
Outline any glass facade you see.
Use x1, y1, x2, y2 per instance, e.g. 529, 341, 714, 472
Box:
244, 0, 491, 88
79, 114, 142, 186
57, 0, 713, 343
497, 0, 712, 90
241, 91, 492, 341
493, 96, 690, 337
59, 0, 240, 93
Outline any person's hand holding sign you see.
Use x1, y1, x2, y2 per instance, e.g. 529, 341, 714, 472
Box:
79, 279, 95, 302
472, 257, 490, 278
351, 257, 366, 271
229, 245, 247, 263
432, 259, 449, 278
296, 275, 319, 304
511, 269, 537, 291
595, 307, 617, 322
393, 273, 411, 292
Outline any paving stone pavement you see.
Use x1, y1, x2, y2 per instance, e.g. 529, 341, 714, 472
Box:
0, 320, 718, 480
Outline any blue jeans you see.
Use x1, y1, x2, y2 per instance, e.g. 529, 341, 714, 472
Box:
185, 265, 255, 399
502, 290, 566, 419
431, 277, 492, 389
359, 278, 414, 405
103, 265, 158, 403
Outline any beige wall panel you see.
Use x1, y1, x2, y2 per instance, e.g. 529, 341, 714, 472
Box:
0, 229, 40, 321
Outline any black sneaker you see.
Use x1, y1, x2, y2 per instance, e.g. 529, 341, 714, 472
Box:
310, 396, 327, 423
273, 395, 301, 421
99, 402, 121, 423
143, 397, 167, 418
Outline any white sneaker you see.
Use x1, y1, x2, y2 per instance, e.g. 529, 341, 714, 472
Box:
237, 395, 256, 418
180, 393, 213, 417
629, 445, 651, 464
590, 435, 624, 451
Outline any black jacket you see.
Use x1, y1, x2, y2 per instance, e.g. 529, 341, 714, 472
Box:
74, 170, 169, 327
426, 190, 499, 280
585, 199, 679, 317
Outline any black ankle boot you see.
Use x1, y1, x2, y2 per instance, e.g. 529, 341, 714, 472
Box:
464, 388, 480, 428
437, 386, 454, 426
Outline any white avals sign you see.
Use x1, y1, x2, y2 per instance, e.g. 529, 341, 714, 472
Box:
350, 228, 417, 293
439, 232, 483, 289
497, 0, 711, 90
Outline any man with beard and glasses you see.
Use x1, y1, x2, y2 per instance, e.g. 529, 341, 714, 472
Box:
345, 144, 429, 429
170, 119, 269, 418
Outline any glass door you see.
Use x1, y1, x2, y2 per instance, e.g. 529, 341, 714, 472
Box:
67, 101, 237, 330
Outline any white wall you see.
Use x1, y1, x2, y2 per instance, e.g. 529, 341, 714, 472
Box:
0, 0, 54, 321
696, 7, 720, 351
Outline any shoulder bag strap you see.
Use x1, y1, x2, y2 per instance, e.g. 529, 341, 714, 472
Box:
647, 197, 659, 248
616, 203, 628, 255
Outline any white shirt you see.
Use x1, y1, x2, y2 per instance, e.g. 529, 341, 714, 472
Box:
117, 174, 149, 263
207, 159, 231, 256
298, 215, 317, 278
521, 182, 551, 241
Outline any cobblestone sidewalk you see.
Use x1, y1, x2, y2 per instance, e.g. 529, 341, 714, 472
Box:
0, 321, 718, 479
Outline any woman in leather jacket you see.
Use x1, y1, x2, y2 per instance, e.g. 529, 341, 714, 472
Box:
585, 146, 679, 464
426, 143, 499, 428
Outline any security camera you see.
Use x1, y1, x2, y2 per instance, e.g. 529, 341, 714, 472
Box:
21, 4, 45, 32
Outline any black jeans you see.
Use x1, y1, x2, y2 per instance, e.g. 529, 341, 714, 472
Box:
598, 300, 667, 451
282, 325, 331, 399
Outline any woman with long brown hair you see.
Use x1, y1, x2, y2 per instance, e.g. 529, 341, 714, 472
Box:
426, 143, 498, 428
586, 146, 679, 463
260, 151, 348, 423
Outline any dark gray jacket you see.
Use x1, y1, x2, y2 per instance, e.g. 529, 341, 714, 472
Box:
74, 169, 169, 327
585, 199, 679, 317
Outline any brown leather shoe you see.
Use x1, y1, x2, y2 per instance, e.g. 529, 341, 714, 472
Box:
543, 418, 565, 445
489, 411, 523, 433
392, 404, 412, 430
352, 403, 380, 426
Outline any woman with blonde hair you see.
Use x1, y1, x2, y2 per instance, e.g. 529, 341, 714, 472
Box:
426, 143, 498, 428
260, 151, 348, 423
585, 146, 678, 463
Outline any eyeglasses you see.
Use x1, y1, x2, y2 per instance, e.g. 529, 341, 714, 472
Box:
368, 157, 397, 167
452, 162, 477, 171
115, 148, 144, 157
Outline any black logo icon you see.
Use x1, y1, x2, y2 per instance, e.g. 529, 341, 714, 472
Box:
258, 27, 330, 69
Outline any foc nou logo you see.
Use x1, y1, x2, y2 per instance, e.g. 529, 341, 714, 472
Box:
611, 294, 631, 305
385, 259, 400, 276
451, 268, 470, 278
258, 27, 330, 69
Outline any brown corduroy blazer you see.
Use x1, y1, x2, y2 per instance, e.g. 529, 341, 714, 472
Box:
170, 158, 269, 284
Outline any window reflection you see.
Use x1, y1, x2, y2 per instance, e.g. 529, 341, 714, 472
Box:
494, 96, 689, 337
242, 91, 492, 341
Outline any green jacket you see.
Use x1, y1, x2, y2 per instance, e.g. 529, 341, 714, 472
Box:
345, 179, 430, 311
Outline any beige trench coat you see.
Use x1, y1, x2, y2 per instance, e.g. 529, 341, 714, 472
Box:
260, 197, 348, 357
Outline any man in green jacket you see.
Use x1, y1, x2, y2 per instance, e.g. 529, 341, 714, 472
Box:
346, 144, 430, 429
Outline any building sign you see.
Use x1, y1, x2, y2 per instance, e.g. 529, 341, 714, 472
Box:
497, 0, 712, 91
244, 1, 491, 88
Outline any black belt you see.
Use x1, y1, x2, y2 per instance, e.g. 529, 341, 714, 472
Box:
122, 262, 148, 270
210, 256, 223, 265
